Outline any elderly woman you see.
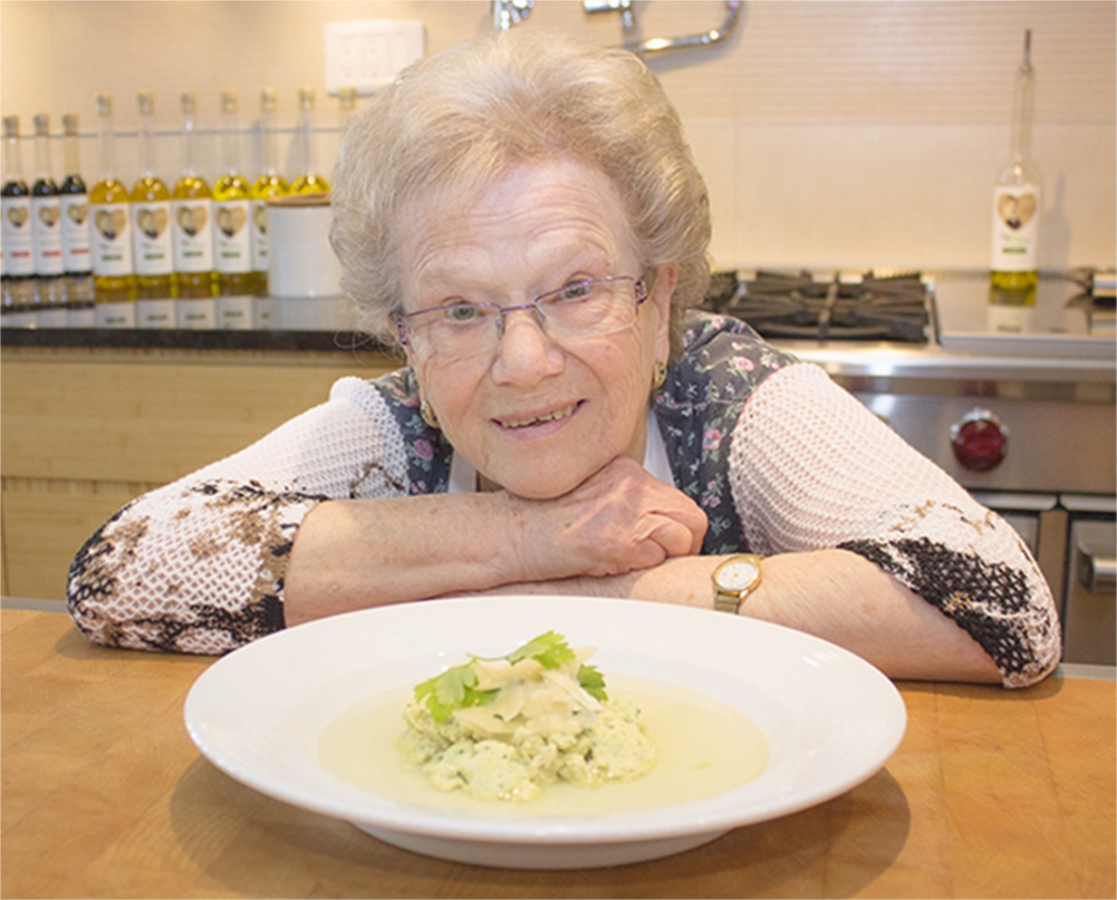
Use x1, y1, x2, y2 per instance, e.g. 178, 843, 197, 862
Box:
67, 31, 1059, 687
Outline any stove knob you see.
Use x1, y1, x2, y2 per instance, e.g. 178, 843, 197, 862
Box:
950, 408, 1008, 472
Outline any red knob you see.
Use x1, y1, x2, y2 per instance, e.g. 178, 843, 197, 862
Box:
951, 409, 1008, 472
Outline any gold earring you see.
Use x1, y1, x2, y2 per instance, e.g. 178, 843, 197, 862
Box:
420, 400, 440, 430
652, 360, 667, 392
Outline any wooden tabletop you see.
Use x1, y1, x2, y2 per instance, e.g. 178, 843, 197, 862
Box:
3, 608, 1114, 899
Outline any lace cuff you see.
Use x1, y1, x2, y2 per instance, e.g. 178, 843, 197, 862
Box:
67, 478, 324, 654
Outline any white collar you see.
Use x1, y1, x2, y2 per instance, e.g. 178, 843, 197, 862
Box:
448, 407, 674, 493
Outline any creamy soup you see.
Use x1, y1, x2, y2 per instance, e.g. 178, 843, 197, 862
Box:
318, 674, 768, 817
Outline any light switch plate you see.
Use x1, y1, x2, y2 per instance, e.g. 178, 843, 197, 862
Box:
324, 20, 424, 95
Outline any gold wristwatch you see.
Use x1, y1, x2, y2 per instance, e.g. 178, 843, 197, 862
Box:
712, 554, 763, 613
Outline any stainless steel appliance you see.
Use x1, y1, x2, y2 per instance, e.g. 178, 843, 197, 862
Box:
706, 269, 1116, 665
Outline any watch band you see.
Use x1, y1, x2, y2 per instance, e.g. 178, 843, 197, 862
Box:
712, 554, 763, 614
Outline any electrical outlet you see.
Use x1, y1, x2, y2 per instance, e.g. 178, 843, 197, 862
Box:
324, 20, 424, 95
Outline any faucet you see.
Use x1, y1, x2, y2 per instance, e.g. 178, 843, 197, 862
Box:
585, 0, 743, 55
492, 0, 742, 58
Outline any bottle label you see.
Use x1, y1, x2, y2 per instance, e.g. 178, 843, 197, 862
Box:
250, 199, 269, 272
173, 198, 214, 272
90, 202, 133, 276
137, 297, 176, 328
31, 195, 64, 276
2, 196, 34, 276
217, 293, 254, 329
60, 194, 91, 273
132, 201, 173, 276
990, 184, 1040, 272
214, 199, 252, 274
94, 299, 136, 328
176, 296, 216, 329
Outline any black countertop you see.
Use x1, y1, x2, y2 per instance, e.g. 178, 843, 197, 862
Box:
0, 327, 393, 354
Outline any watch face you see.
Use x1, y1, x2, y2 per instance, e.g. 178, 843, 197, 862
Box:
718, 559, 759, 590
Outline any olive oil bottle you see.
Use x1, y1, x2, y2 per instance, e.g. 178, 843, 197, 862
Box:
131, 92, 175, 327
291, 86, 330, 196
250, 87, 290, 301
59, 113, 93, 315
89, 94, 135, 324
213, 90, 254, 328
171, 91, 216, 328
989, 30, 1042, 333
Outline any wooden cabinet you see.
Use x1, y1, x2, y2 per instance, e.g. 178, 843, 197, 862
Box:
1, 344, 402, 602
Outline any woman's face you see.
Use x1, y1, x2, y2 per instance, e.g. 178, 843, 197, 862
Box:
397, 158, 674, 499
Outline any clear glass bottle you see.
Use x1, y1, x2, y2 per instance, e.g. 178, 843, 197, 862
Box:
989, 29, 1042, 333
250, 87, 290, 298
172, 91, 216, 326
130, 92, 175, 311
291, 86, 330, 196
89, 93, 135, 317
212, 89, 254, 319
338, 85, 358, 135
59, 112, 93, 312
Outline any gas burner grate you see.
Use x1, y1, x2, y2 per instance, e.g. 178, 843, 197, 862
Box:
703, 270, 931, 343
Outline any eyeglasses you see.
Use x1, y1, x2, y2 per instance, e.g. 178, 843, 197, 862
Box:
395, 273, 650, 362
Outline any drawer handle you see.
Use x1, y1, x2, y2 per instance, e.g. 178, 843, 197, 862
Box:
1077, 552, 1117, 593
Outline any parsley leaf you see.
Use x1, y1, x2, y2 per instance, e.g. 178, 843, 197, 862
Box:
577, 663, 608, 701
414, 631, 606, 722
414, 663, 497, 723
503, 630, 576, 669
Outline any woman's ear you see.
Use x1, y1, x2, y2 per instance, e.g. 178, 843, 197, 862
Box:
650, 262, 679, 363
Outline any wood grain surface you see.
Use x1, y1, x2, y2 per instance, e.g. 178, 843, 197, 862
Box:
2, 608, 1113, 899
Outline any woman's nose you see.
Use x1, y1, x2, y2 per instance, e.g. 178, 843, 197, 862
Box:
490, 308, 564, 385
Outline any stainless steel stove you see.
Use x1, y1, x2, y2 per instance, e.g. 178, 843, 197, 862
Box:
706, 268, 1117, 667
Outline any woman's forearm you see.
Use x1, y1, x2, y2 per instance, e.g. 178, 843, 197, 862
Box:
283, 494, 527, 624
468, 550, 1003, 684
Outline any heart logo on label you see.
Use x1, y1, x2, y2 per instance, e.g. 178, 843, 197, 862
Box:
67, 202, 88, 225
38, 206, 60, 228
997, 192, 1037, 230
177, 205, 208, 237
6, 206, 28, 228
96, 208, 127, 240
217, 205, 247, 237
137, 206, 169, 239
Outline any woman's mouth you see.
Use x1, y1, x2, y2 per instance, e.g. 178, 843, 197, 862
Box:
496, 402, 580, 430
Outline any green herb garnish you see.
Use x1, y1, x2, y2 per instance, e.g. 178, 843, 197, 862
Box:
414, 631, 608, 722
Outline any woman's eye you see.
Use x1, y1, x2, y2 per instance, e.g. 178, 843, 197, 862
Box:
446, 304, 482, 323
556, 281, 594, 302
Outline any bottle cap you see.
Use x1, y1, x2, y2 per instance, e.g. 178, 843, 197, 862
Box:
221, 90, 237, 115
33, 114, 49, 136
3, 116, 19, 139
137, 91, 155, 117
260, 87, 277, 114
62, 114, 79, 136
181, 91, 197, 116
96, 93, 113, 117
298, 86, 315, 112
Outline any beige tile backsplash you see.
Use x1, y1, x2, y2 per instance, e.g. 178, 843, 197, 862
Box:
2, 0, 1113, 272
